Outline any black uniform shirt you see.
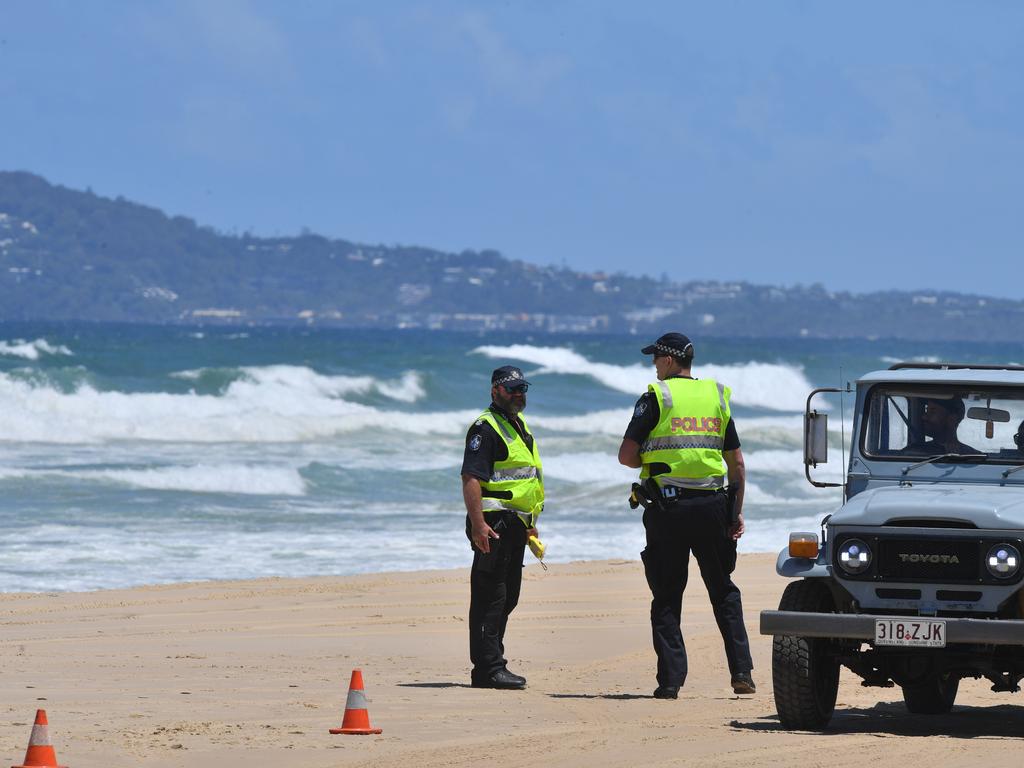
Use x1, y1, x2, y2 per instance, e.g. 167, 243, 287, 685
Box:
461, 403, 535, 481
623, 375, 740, 449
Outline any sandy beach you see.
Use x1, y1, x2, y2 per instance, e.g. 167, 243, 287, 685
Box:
1, 553, 1020, 767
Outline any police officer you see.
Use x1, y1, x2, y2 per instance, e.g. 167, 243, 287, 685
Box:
461, 365, 543, 689
617, 333, 754, 698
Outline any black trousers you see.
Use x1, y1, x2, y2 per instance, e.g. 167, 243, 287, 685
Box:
641, 491, 752, 688
467, 510, 527, 679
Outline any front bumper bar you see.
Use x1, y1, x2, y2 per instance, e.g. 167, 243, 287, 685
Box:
760, 610, 1024, 646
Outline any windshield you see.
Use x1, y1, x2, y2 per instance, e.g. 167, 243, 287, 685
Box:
862, 385, 1024, 463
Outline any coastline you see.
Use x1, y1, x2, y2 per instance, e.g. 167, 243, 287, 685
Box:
1, 554, 1019, 766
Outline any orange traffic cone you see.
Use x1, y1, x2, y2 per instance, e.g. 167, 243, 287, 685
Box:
329, 669, 382, 735
12, 709, 67, 768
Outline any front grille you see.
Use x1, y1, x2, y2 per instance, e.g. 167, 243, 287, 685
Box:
876, 537, 979, 581
936, 590, 982, 601
834, 533, 1024, 585
876, 588, 921, 599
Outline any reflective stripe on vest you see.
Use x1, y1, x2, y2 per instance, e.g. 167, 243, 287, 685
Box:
490, 416, 514, 441
639, 377, 731, 491
491, 466, 539, 481
476, 409, 544, 520
640, 435, 725, 451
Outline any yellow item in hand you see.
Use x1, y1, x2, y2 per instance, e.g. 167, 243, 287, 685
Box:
528, 535, 545, 559
528, 535, 548, 570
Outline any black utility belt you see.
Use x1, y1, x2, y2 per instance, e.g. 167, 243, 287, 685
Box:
659, 486, 726, 501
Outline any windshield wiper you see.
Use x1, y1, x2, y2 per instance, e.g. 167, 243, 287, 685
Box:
901, 453, 987, 476
1002, 464, 1024, 479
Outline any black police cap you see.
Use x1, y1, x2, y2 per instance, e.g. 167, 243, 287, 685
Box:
491, 365, 530, 386
641, 332, 694, 360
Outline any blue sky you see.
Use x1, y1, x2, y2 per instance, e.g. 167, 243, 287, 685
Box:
2, 1, 1022, 296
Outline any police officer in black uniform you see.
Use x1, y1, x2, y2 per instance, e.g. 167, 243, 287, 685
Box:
461, 365, 542, 689
617, 333, 754, 698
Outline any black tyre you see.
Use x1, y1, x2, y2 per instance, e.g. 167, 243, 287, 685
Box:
772, 579, 840, 730
902, 672, 958, 714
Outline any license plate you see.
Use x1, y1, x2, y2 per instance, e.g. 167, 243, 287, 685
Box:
874, 619, 947, 647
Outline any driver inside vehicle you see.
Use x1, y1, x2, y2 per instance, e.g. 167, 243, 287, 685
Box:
905, 397, 979, 454
1013, 420, 1024, 455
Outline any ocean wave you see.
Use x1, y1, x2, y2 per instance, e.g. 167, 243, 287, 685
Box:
880, 355, 941, 365
0, 463, 307, 495
471, 344, 814, 411
542, 451, 639, 485
533, 412, 849, 446
538, 446, 845, 501
306, 453, 463, 473
0, 338, 72, 360
745, 448, 843, 478
0, 367, 843, 449
530, 409, 634, 436
172, 365, 425, 403
230, 365, 426, 404
473, 344, 648, 395
537, 444, 839, 497
744, 479, 839, 506
0, 372, 475, 444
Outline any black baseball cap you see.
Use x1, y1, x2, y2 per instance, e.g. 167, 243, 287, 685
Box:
641, 332, 694, 360
492, 365, 530, 387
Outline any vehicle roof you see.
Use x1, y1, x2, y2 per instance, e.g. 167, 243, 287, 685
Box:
859, 365, 1024, 387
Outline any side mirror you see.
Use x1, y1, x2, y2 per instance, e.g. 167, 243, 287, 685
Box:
804, 387, 844, 489
804, 411, 829, 467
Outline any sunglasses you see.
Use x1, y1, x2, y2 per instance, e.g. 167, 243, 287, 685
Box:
503, 383, 529, 394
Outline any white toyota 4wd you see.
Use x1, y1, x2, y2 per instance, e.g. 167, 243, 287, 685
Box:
761, 362, 1024, 729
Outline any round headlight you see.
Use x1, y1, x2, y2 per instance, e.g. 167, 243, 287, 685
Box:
837, 538, 872, 575
986, 544, 1021, 579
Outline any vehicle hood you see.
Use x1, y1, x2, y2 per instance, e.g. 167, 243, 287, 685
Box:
830, 484, 1024, 529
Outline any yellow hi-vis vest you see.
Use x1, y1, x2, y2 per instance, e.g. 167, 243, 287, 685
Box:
639, 377, 731, 490
477, 409, 544, 527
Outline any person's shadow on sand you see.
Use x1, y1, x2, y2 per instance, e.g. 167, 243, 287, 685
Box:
395, 685, 649, 698
731, 703, 1024, 739
397, 682, 474, 689
547, 693, 651, 700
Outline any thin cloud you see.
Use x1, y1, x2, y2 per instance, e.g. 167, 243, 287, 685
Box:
457, 11, 570, 104
343, 15, 391, 72
185, 0, 295, 85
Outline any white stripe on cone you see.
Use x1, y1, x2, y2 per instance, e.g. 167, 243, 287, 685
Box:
346, 688, 369, 710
